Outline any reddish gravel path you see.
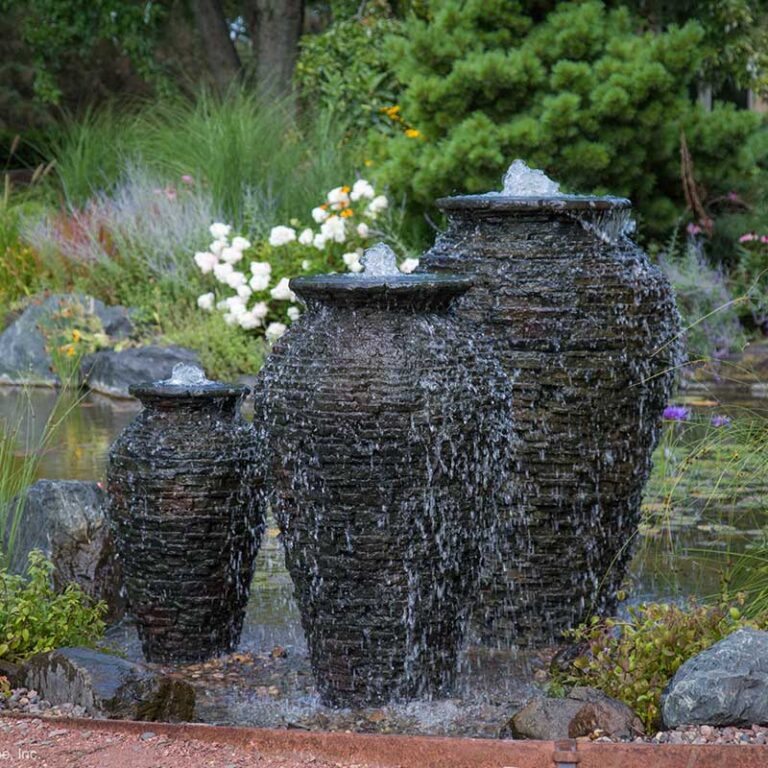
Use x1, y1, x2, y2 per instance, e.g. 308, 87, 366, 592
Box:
0, 718, 368, 768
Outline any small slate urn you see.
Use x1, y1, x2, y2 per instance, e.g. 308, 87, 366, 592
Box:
107, 364, 264, 663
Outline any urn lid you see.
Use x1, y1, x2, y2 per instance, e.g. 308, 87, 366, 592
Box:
436, 194, 631, 213
437, 159, 631, 213
129, 364, 248, 400
290, 243, 471, 305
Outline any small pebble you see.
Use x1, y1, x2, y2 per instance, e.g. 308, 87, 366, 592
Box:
140, 731, 156, 741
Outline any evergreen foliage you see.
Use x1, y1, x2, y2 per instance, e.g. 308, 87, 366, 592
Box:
381, 0, 763, 232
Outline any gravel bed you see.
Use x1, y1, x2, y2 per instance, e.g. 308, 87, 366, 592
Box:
1, 688, 89, 719
0, 718, 367, 768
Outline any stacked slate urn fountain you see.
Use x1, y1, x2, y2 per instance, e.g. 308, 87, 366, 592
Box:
108, 364, 264, 662
420, 161, 682, 645
255, 245, 513, 706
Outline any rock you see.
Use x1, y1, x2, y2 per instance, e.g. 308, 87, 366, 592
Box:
567, 686, 644, 739
80, 345, 200, 399
7, 480, 124, 622
662, 629, 768, 727
22, 647, 195, 721
508, 687, 644, 740
508, 697, 585, 739
0, 294, 134, 386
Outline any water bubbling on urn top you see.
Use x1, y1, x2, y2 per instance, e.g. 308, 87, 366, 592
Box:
438, 159, 635, 244
289, 242, 472, 307
129, 363, 249, 400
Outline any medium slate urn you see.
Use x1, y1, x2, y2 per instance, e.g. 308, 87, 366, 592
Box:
255, 245, 512, 706
107, 365, 264, 663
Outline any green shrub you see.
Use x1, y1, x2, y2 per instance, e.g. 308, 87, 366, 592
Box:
558, 599, 767, 731
0, 550, 106, 662
295, 15, 402, 135
657, 230, 748, 361
162, 306, 266, 382
380, 0, 763, 234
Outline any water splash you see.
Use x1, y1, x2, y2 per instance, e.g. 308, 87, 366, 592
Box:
360, 242, 400, 276
500, 159, 560, 197
162, 363, 211, 386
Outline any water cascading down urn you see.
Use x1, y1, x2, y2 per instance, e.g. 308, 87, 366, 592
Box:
420, 161, 682, 646
107, 364, 265, 663
255, 244, 513, 706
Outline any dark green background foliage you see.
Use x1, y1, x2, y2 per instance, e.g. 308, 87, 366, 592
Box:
379, 0, 763, 232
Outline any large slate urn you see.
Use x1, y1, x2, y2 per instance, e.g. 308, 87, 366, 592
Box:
108, 365, 264, 663
421, 193, 681, 645
255, 245, 512, 706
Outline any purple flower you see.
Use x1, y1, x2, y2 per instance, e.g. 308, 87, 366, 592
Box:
686, 222, 702, 237
663, 405, 690, 421
711, 414, 731, 428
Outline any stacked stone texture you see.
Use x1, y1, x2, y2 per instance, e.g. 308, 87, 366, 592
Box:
256, 275, 512, 706
108, 385, 264, 662
422, 197, 681, 645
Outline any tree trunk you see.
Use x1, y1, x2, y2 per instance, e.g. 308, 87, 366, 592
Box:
190, 0, 242, 93
245, 0, 304, 96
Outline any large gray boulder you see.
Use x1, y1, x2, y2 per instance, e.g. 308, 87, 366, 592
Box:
662, 629, 768, 727
7, 480, 124, 622
80, 345, 200, 399
507, 687, 644, 740
23, 647, 195, 721
0, 294, 134, 386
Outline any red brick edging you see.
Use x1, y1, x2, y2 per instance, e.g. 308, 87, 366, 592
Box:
3, 713, 768, 767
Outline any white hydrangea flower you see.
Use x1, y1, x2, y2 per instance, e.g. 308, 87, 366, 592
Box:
266, 322, 287, 342
249, 274, 270, 292
312, 206, 329, 223
313, 233, 327, 250
225, 296, 247, 315
350, 261, 363, 273
350, 179, 375, 201
400, 258, 419, 274
327, 186, 350, 210
210, 222, 231, 240
250, 261, 272, 277
342, 252, 361, 268
194, 251, 217, 274
369, 195, 388, 213
356, 222, 370, 238
231, 236, 252, 251
270, 277, 296, 302
287, 306, 300, 321
216, 299, 229, 311
301, 259, 311, 271
239, 311, 261, 330
237, 284, 252, 300
221, 246, 243, 265
225, 270, 246, 289
197, 292, 214, 311
268, 226, 297, 247
213, 261, 234, 283
252, 301, 269, 319
223, 312, 238, 326
320, 215, 346, 244
210, 240, 226, 257
298, 228, 314, 245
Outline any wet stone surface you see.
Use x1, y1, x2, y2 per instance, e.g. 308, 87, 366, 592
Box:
107, 369, 265, 663
254, 252, 515, 707
423, 192, 682, 646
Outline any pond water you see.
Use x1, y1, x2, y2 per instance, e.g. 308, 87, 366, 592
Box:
2, 384, 767, 733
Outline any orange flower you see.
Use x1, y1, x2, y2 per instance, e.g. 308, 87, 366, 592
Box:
72, 329, 82, 342
405, 128, 422, 139
59, 344, 76, 358
341, 209, 354, 218
341, 185, 351, 194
